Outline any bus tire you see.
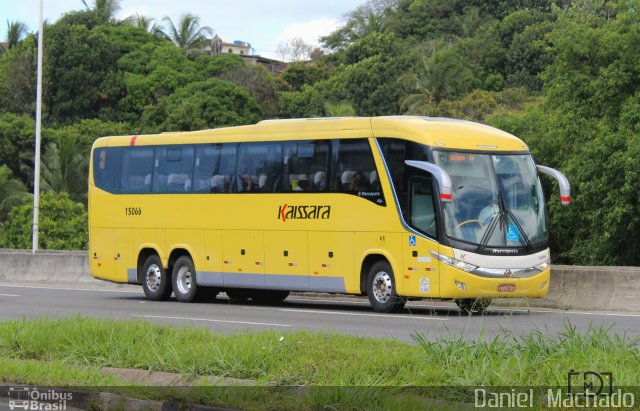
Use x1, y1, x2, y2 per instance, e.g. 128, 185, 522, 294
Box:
171, 256, 202, 303
455, 298, 491, 315
366, 260, 405, 313
250, 290, 290, 304
141, 254, 172, 301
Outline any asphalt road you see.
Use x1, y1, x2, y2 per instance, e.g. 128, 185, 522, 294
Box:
0, 283, 639, 343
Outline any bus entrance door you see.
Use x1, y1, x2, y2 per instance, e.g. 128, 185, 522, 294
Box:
402, 235, 439, 298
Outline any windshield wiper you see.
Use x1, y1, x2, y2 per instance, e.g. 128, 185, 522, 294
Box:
478, 190, 531, 249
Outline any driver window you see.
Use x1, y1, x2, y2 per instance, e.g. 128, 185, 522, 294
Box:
409, 176, 437, 238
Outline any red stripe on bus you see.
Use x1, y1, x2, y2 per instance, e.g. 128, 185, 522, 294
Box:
129, 135, 138, 146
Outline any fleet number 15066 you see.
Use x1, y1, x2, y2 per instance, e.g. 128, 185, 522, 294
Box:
125, 207, 142, 216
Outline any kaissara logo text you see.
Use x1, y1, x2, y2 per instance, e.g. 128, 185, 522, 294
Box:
277, 204, 331, 222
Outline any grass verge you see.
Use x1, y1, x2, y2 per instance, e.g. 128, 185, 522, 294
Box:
0, 316, 638, 409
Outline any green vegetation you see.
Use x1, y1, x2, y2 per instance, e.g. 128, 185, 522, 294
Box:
1, 0, 639, 264
0, 317, 637, 409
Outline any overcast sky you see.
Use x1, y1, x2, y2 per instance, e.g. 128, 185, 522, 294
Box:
2, 0, 365, 58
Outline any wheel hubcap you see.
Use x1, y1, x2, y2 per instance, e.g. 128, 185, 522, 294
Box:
176, 265, 192, 295
146, 264, 162, 292
372, 271, 392, 303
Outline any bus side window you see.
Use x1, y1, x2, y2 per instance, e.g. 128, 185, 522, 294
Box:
236, 142, 281, 193
93, 147, 122, 193
193, 145, 219, 193
285, 141, 329, 192
153, 145, 194, 193
335, 139, 384, 205
121, 147, 154, 194
212, 143, 237, 193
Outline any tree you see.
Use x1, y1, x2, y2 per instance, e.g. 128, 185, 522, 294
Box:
3, 192, 88, 250
324, 101, 356, 116
81, 0, 122, 25
401, 43, 472, 112
141, 78, 261, 132
5, 20, 29, 49
162, 14, 213, 53
219, 65, 284, 118
0, 35, 37, 115
44, 22, 124, 123
0, 165, 26, 224
275, 38, 314, 62
123, 13, 165, 38
0, 113, 35, 187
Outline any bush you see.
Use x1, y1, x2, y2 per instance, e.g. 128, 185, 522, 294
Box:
3, 192, 87, 250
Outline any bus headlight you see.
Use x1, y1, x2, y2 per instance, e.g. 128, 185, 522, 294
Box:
431, 251, 478, 272
534, 261, 550, 272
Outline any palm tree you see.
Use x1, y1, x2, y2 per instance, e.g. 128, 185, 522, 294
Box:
41, 139, 88, 204
0, 165, 27, 223
81, 0, 121, 24
124, 13, 165, 37
325, 101, 356, 117
162, 14, 213, 52
6, 20, 28, 49
401, 44, 471, 112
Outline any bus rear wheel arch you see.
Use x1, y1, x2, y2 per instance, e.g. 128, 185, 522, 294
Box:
366, 260, 405, 313
141, 254, 172, 301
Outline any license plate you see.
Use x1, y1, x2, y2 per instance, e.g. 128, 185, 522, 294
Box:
498, 283, 516, 292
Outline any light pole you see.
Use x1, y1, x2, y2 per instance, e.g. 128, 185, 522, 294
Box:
32, 0, 44, 253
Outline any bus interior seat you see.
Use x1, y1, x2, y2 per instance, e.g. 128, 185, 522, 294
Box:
258, 174, 268, 191
341, 170, 354, 190
167, 173, 191, 192
313, 171, 326, 191
210, 175, 225, 192
369, 170, 379, 190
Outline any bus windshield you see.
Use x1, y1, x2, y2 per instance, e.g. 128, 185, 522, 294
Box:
433, 151, 547, 247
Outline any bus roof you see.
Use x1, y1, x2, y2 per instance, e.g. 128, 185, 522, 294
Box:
92, 116, 529, 152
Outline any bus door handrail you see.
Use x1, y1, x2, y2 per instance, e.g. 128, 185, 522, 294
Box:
405, 160, 452, 202
536, 165, 571, 205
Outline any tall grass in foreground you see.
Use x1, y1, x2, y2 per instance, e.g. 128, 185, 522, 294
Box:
0, 316, 638, 387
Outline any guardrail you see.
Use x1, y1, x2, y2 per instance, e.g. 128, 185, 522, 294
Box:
1, 249, 639, 311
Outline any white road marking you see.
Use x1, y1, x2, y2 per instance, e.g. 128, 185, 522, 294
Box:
276, 307, 449, 321
0, 284, 139, 293
0, 293, 20, 297
132, 314, 293, 327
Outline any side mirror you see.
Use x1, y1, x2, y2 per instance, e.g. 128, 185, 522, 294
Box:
405, 160, 452, 202
536, 165, 571, 205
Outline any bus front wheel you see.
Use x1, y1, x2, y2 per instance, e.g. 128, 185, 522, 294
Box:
172, 256, 203, 303
366, 261, 405, 313
141, 254, 172, 301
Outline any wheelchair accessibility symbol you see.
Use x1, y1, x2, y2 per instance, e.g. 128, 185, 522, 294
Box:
409, 235, 417, 247
507, 225, 519, 242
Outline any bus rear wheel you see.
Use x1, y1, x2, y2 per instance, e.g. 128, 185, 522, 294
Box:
455, 298, 491, 315
366, 261, 405, 313
171, 256, 203, 303
141, 254, 172, 301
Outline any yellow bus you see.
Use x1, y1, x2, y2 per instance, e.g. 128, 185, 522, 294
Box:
89, 116, 570, 313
